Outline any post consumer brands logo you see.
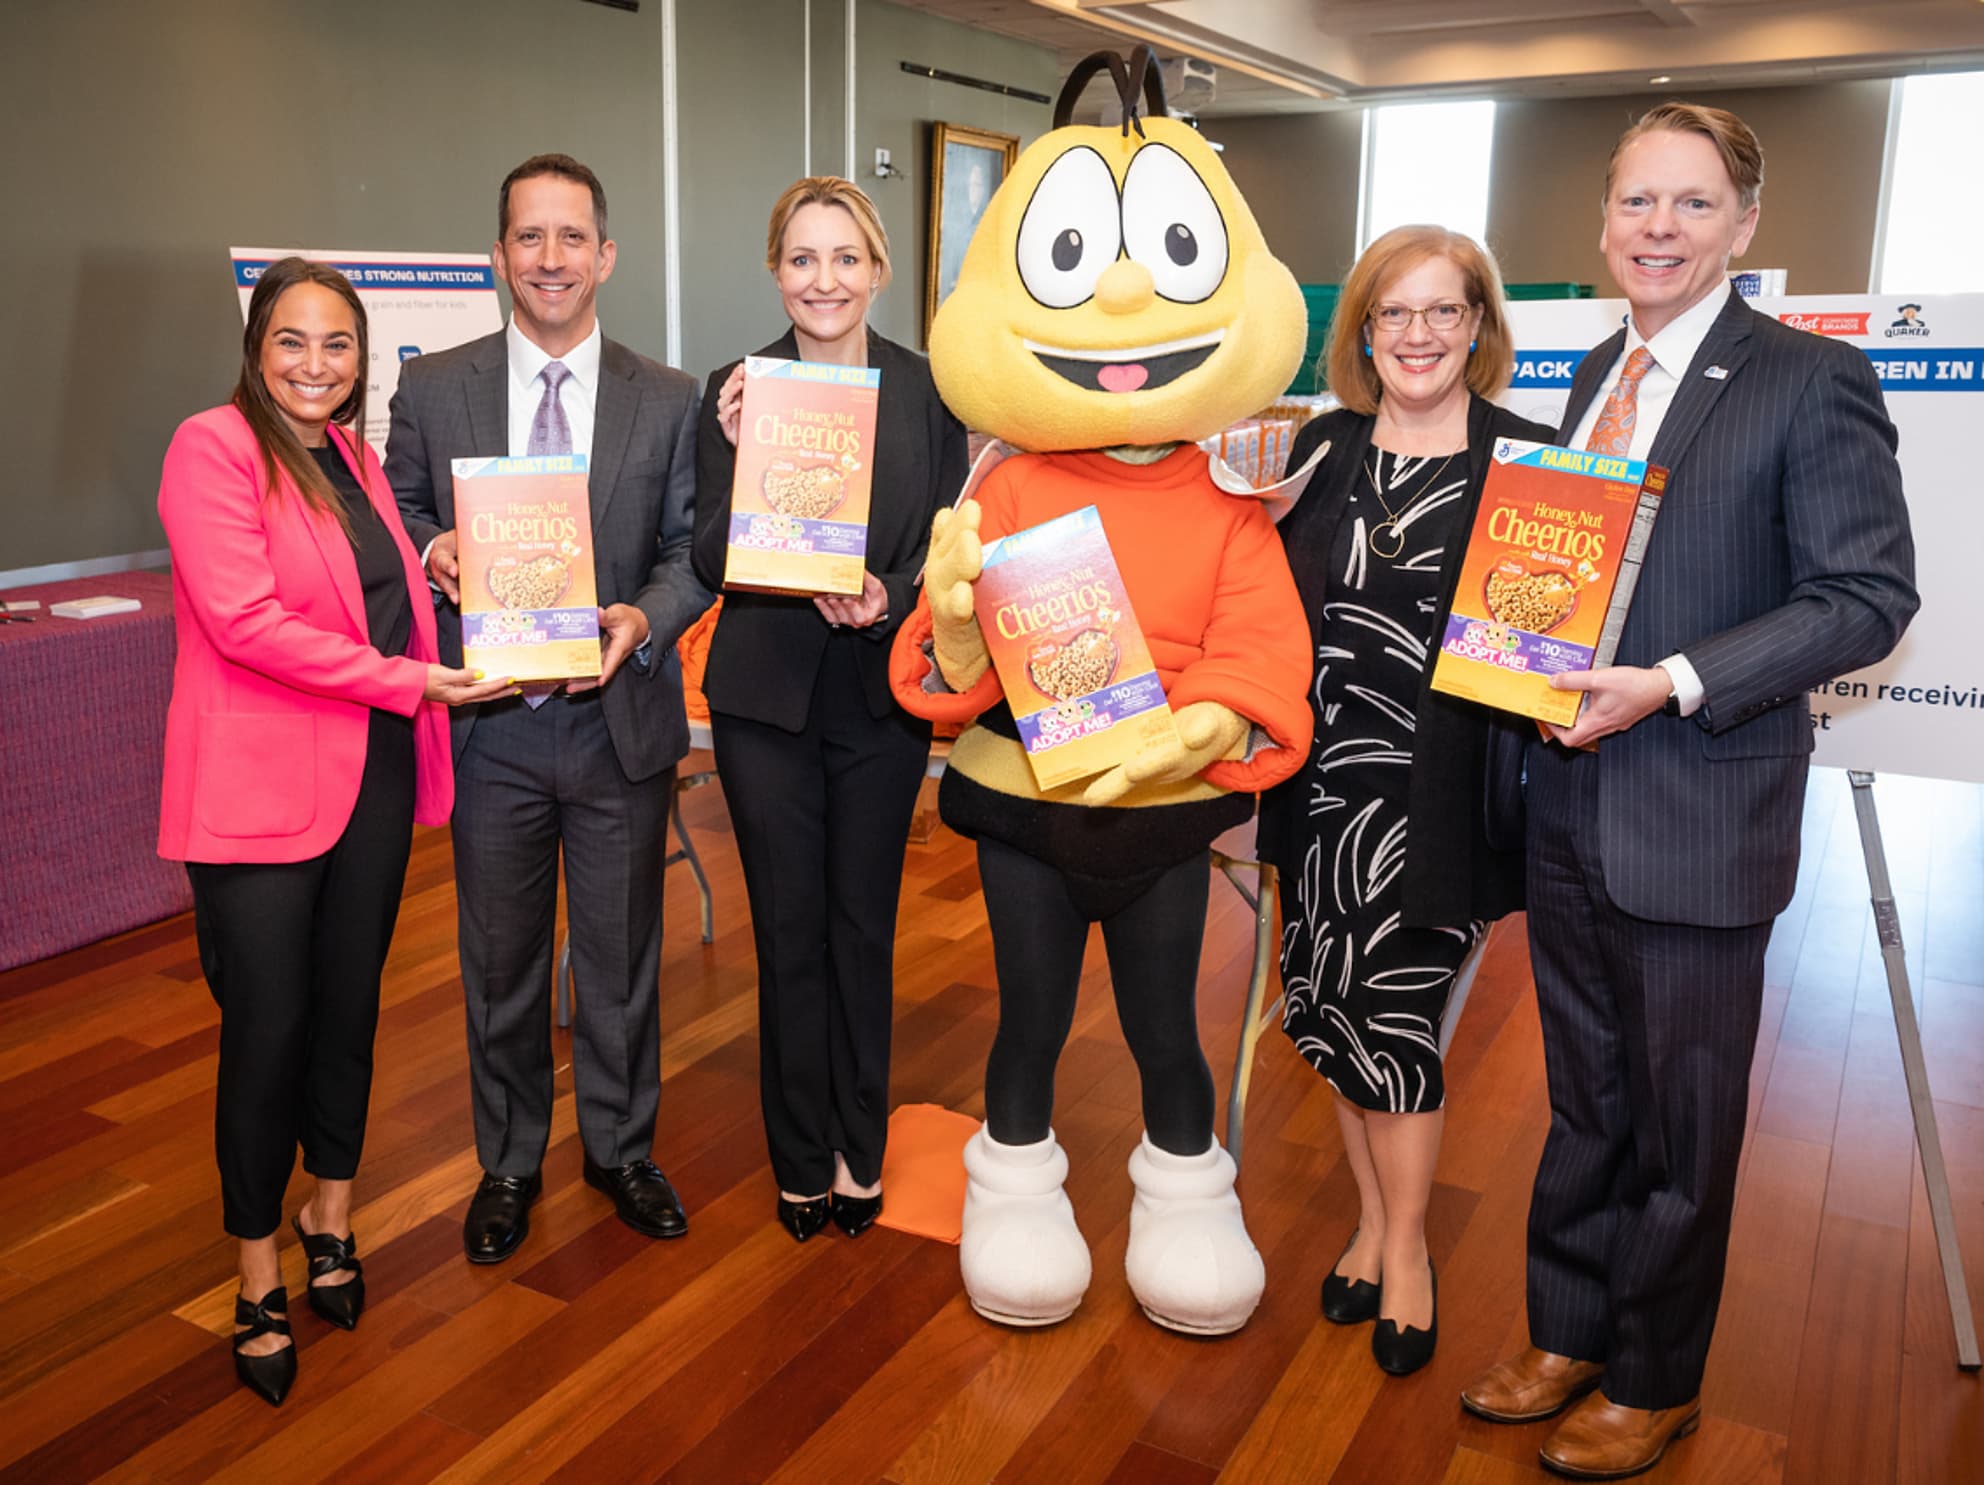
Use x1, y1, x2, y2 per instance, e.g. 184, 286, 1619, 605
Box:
1780, 312, 1870, 337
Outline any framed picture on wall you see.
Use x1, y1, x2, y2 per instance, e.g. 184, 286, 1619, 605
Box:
926, 122, 1020, 343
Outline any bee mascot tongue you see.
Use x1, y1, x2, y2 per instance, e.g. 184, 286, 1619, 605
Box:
889, 47, 1313, 1335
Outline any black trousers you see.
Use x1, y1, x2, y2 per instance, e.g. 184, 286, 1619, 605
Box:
711, 636, 931, 1193
189, 709, 415, 1240
976, 837, 1216, 1156
1522, 740, 1771, 1409
451, 691, 671, 1175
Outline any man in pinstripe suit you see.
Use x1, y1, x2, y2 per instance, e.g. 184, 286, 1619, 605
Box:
1461, 105, 1917, 1479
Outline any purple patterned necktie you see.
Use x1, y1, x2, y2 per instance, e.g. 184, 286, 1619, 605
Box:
528, 361, 573, 457
522, 360, 572, 708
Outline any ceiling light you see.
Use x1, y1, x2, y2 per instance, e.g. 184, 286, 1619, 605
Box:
1649, 75, 1672, 85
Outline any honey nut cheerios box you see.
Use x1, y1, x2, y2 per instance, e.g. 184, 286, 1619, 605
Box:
976, 504, 1182, 791
452, 454, 602, 684
1430, 439, 1667, 728
724, 356, 879, 596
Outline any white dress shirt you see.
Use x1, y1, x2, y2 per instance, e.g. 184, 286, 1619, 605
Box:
1566, 280, 1735, 715
507, 317, 602, 460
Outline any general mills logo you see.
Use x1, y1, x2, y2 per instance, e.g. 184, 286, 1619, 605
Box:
1885, 304, 1930, 339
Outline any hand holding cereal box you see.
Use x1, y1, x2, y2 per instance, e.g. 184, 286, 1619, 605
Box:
724, 356, 879, 596
452, 454, 602, 684
1430, 439, 1666, 727
975, 505, 1182, 790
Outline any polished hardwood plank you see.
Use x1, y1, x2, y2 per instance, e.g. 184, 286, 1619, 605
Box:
0, 766, 1980, 1483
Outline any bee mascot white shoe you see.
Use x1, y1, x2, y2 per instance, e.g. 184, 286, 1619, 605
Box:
889, 46, 1314, 1334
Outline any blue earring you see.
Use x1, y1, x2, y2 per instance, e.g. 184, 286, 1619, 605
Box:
1363, 344, 1373, 358
1469, 339, 1477, 353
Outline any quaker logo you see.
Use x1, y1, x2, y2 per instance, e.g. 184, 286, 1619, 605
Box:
1886, 304, 1930, 339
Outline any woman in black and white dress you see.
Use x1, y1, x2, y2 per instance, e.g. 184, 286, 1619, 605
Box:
1258, 225, 1551, 1376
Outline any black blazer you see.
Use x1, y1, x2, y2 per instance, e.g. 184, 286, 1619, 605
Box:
385, 330, 711, 782
693, 328, 968, 733
1256, 394, 1555, 929
1551, 293, 1916, 926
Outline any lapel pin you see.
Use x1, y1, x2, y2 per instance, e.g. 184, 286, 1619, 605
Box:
1705, 365, 1730, 380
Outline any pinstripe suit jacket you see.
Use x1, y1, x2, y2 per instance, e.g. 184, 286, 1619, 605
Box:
1557, 293, 1917, 926
386, 330, 713, 782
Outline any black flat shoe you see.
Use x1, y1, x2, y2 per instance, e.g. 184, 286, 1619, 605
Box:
777, 1193, 831, 1243
829, 1190, 882, 1238
232, 1286, 296, 1407
583, 1157, 688, 1239
1372, 1260, 1437, 1377
464, 1170, 542, 1264
292, 1215, 365, 1330
1321, 1231, 1382, 1325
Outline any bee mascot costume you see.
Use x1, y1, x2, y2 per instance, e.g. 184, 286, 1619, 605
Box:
889, 48, 1314, 1335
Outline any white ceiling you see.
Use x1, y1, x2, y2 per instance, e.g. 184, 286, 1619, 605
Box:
892, 0, 1984, 115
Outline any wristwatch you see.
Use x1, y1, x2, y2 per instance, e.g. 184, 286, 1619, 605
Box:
1662, 682, 1682, 718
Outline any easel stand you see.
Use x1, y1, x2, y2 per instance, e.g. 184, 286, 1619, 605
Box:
1847, 769, 1981, 1370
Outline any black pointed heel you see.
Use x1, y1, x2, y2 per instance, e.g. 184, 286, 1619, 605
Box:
829, 1190, 882, 1238
1372, 1260, 1437, 1377
292, 1215, 365, 1330
777, 1194, 832, 1243
233, 1286, 296, 1406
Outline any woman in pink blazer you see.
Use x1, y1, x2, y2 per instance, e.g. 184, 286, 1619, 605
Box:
158, 258, 509, 1405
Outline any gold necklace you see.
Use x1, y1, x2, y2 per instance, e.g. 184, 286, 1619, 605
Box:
1362, 448, 1459, 559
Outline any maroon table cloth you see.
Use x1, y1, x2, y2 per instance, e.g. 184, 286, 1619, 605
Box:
0, 570, 191, 970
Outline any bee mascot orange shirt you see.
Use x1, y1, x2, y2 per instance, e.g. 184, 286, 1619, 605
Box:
889, 48, 1312, 1335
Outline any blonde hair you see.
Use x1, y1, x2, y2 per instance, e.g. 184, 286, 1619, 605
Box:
765, 176, 893, 289
1323, 225, 1515, 415
1605, 102, 1765, 212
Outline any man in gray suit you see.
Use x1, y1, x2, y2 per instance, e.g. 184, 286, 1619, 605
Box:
1461, 106, 1916, 1477
388, 154, 711, 1261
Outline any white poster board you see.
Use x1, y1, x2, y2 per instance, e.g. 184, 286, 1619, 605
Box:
1503, 293, 1984, 785
230, 247, 504, 457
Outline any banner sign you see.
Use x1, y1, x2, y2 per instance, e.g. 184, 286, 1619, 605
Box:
1503, 292, 1984, 785
230, 247, 503, 457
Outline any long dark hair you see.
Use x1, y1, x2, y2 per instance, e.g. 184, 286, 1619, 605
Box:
231, 256, 368, 534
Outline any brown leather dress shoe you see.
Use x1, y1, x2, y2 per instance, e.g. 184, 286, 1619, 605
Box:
1539, 1391, 1701, 1480
1461, 1346, 1605, 1423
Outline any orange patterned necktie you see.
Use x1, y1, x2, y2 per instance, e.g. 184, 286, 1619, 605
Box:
1585, 346, 1657, 457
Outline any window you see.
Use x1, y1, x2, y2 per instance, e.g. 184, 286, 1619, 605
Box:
1875, 71, 1984, 294
1360, 100, 1496, 251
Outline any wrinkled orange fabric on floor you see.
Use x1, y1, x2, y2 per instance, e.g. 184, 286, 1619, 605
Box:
876, 1103, 979, 1244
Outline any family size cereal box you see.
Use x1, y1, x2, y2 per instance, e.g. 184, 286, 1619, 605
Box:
452, 454, 601, 684
976, 505, 1181, 791
1430, 439, 1667, 727
724, 356, 880, 596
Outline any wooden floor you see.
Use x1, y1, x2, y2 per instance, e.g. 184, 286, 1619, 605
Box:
2, 760, 1980, 1484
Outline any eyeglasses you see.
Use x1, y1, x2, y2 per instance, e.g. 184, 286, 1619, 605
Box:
1369, 302, 1471, 333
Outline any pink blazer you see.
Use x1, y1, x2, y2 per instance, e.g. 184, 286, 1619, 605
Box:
157, 404, 452, 864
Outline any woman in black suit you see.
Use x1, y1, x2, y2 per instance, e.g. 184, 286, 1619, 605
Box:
1257, 225, 1552, 1376
694, 176, 968, 1242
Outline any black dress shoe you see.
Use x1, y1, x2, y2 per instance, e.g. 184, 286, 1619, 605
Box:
293, 1215, 365, 1329
464, 1170, 542, 1264
233, 1286, 296, 1407
1372, 1261, 1437, 1377
583, 1157, 687, 1239
1321, 1231, 1381, 1324
829, 1190, 883, 1238
777, 1193, 831, 1243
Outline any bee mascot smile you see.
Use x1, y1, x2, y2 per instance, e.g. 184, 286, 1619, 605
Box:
890, 48, 1314, 1334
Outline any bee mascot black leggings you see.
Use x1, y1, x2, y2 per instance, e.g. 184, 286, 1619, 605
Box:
974, 836, 1217, 1156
